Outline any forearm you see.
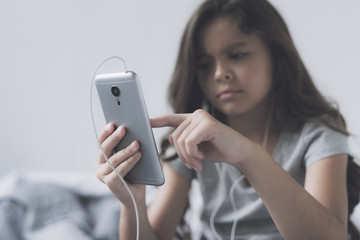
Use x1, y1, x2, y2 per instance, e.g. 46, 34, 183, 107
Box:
235, 144, 347, 240
119, 202, 158, 240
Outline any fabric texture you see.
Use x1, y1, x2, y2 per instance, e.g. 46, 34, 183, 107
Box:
0, 171, 185, 240
169, 121, 351, 240
0, 172, 121, 240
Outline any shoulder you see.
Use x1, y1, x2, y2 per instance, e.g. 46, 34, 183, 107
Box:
297, 121, 349, 168
300, 120, 344, 136
299, 120, 348, 148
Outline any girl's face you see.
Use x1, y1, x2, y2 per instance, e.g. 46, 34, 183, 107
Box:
197, 16, 273, 119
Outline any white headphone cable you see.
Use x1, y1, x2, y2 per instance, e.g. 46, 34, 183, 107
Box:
209, 163, 226, 240
209, 107, 272, 240
229, 111, 272, 240
229, 174, 245, 239
89, 56, 139, 240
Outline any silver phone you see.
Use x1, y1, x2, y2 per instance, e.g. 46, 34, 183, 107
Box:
95, 71, 164, 186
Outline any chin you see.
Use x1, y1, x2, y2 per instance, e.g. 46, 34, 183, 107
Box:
215, 104, 249, 118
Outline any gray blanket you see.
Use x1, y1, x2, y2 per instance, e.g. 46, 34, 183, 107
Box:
0, 171, 210, 240
0, 172, 121, 240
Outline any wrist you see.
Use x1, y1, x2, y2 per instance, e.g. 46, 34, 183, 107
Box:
121, 199, 147, 222
232, 141, 265, 174
122, 196, 146, 211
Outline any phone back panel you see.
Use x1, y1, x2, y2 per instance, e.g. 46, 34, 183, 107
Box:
95, 71, 164, 186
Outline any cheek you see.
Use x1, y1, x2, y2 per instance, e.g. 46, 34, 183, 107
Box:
258, 77, 273, 99
241, 60, 273, 99
250, 54, 272, 86
249, 71, 272, 96
198, 75, 214, 98
200, 83, 216, 102
197, 77, 206, 95
259, 61, 273, 96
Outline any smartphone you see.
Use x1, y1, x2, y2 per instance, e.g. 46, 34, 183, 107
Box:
95, 71, 165, 186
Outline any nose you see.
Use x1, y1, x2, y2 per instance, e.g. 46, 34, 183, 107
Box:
214, 61, 233, 83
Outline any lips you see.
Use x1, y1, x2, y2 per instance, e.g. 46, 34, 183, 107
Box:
216, 89, 243, 100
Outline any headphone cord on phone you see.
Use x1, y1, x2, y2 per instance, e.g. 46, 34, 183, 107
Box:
90, 56, 140, 240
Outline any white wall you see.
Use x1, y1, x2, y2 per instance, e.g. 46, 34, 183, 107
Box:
0, 0, 359, 177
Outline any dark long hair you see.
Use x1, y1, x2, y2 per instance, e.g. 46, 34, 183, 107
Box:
160, 0, 360, 237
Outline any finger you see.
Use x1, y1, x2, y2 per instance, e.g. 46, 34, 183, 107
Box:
175, 140, 201, 171
98, 123, 115, 144
184, 124, 205, 160
172, 116, 203, 161
104, 141, 140, 175
171, 137, 187, 165
99, 140, 140, 176
105, 151, 142, 187
190, 158, 203, 172
95, 123, 116, 169
170, 116, 192, 143
170, 118, 193, 165
97, 125, 126, 163
150, 114, 189, 128
170, 129, 192, 168
175, 120, 200, 167
184, 122, 212, 172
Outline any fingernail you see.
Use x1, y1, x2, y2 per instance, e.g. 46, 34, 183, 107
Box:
116, 126, 124, 136
130, 141, 138, 150
106, 123, 112, 132
133, 151, 141, 159
169, 135, 173, 145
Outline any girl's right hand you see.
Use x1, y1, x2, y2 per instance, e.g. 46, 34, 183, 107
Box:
95, 123, 146, 207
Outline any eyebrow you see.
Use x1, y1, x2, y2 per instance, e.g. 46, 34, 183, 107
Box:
198, 41, 249, 59
224, 41, 248, 51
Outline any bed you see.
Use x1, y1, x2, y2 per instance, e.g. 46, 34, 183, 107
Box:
0, 170, 358, 240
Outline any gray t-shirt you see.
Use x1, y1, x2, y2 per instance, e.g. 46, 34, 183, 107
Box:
169, 121, 350, 240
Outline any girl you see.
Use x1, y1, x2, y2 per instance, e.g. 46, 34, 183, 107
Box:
95, 0, 360, 239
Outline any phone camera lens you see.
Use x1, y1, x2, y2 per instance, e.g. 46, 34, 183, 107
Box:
111, 86, 120, 97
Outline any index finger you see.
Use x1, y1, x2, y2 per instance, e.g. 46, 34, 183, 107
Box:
150, 114, 189, 128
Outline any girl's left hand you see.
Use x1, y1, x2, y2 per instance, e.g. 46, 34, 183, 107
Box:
150, 109, 256, 171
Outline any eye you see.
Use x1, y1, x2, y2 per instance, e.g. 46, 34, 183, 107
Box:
229, 52, 248, 60
197, 59, 212, 71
